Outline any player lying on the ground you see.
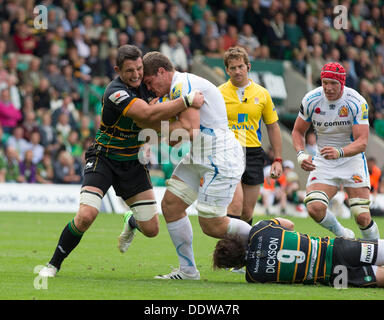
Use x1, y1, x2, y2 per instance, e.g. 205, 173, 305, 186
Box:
213, 218, 384, 287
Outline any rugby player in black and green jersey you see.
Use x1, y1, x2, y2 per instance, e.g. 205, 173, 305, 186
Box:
39, 45, 204, 277
213, 218, 384, 287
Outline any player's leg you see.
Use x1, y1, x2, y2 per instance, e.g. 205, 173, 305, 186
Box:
39, 186, 104, 277
345, 186, 379, 240
118, 189, 159, 253
155, 183, 200, 279
305, 183, 355, 238
226, 182, 244, 219
241, 184, 260, 224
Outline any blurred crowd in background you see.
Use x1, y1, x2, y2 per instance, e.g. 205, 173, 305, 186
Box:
0, 0, 383, 208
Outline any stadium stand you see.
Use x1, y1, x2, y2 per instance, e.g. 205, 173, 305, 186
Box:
0, 0, 383, 214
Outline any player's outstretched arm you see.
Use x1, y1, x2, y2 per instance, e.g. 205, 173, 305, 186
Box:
126, 90, 203, 124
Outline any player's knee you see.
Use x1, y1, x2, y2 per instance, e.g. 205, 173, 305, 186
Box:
355, 212, 371, 228
304, 190, 329, 222
140, 223, 159, 238
349, 198, 371, 227
130, 200, 158, 236
75, 206, 98, 231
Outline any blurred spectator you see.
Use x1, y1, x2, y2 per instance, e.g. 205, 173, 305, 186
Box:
18, 149, 37, 183
189, 21, 204, 54
65, 129, 83, 160
53, 150, 82, 184
136, 1, 155, 26
39, 110, 59, 152
154, 17, 169, 44
191, 0, 211, 22
221, 25, 238, 51
33, 77, 51, 114
243, 0, 264, 42
367, 157, 382, 197
116, 0, 134, 30
160, 33, 188, 72
6, 126, 30, 160
36, 150, 54, 184
51, 94, 78, 129
132, 30, 149, 55
21, 56, 42, 89
308, 45, 325, 84
21, 110, 39, 141
0, 20, 17, 53
204, 37, 222, 58
370, 82, 384, 120
237, 24, 260, 58
0, 145, 23, 182
29, 130, 44, 165
266, 11, 289, 59
284, 12, 303, 50
0, 88, 22, 134
13, 22, 36, 55
41, 43, 62, 72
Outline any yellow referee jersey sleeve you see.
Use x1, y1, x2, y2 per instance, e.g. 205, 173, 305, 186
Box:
219, 80, 279, 147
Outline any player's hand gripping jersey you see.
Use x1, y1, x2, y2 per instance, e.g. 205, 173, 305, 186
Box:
299, 86, 370, 188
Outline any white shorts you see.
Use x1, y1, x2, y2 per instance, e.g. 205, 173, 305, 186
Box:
171, 130, 245, 218
307, 154, 370, 189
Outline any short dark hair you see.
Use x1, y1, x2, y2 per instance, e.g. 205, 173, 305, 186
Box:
116, 45, 142, 69
142, 51, 174, 76
212, 235, 246, 270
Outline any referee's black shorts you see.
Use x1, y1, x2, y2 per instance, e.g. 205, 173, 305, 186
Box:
82, 145, 153, 201
330, 237, 378, 287
241, 147, 265, 186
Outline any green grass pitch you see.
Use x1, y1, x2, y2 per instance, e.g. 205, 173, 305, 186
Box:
1, 211, 384, 300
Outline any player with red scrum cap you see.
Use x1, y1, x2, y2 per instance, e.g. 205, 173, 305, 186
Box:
291, 62, 379, 240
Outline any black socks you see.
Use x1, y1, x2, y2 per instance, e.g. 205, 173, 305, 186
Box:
49, 219, 84, 270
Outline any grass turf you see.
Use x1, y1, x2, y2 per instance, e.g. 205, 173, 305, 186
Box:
1, 211, 384, 300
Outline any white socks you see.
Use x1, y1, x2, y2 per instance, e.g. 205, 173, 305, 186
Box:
166, 215, 197, 275
319, 209, 349, 237
360, 220, 380, 240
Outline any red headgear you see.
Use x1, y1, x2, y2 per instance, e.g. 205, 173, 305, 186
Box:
320, 62, 346, 93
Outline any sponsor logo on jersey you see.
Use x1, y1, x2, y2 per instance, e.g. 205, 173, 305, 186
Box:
329, 104, 336, 110
170, 83, 183, 99
108, 90, 129, 104
199, 177, 204, 187
238, 113, 248, 123
314, 107, 326, 115
255, 97, 259, 104
361, 103, 369, 120
360, 243, 374, 264
352, 174, 363, 183
338, 105, 348, 117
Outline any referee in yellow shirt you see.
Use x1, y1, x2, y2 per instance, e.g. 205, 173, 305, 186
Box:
219, 46, 283, 225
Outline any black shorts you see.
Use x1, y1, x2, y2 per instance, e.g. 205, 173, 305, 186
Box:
82, 145, 153, 201
241, 147, 265, 185
330, 238, 378, 287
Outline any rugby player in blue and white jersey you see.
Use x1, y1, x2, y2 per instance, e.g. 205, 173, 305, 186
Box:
118, 51, 252, 280
292, 62, 379, 240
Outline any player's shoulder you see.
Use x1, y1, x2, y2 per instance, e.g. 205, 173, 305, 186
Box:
251, 219, 280, 233
344, 86, 367, 105
302, 86, 323, 105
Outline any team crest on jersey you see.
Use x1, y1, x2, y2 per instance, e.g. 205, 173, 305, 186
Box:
171, 83, 183, 99
352, 174, 363, 183
338, 106, 348, 117
109, 90, 129, 104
